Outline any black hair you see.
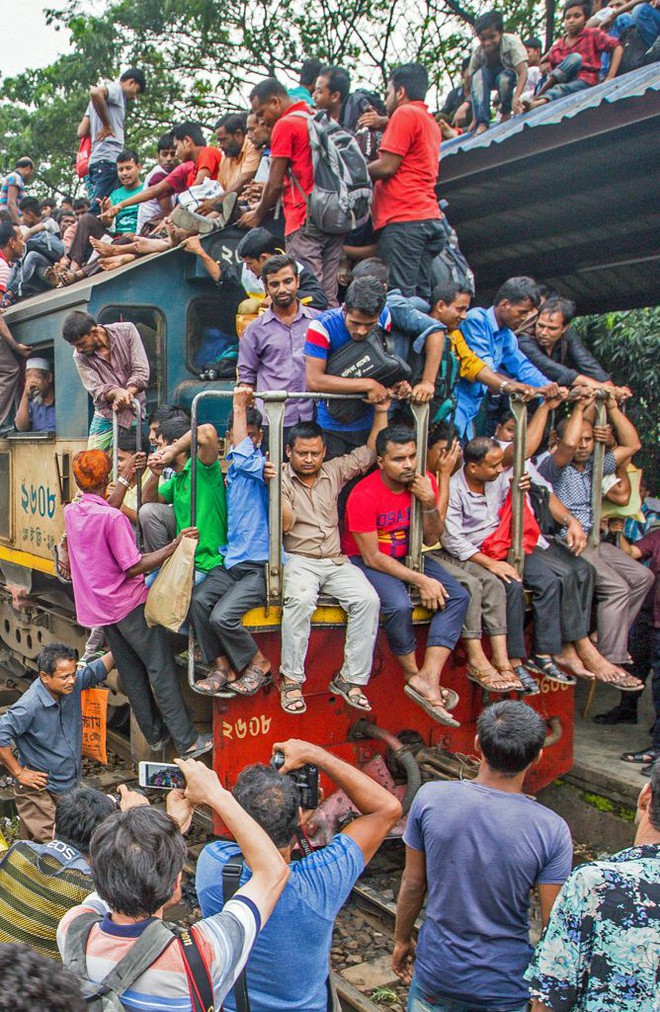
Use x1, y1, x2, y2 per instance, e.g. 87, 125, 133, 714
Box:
61, 194, 74, 205
233, 764, 301, 848
428, 419, 457, 448
649, 758, 660, 832
477, 700, 546, 774
523, 36, 543, 49
494, 276, 541, 308
461, 56, 471, 71
0, 944, 86, 1012
563, 0, 590, 15
116, 148, 139, 164
496, 410, 516, 428
148, 403, 190, 426
431, 279, 472, 306
18, 196, 42, 217
389, 63, 429, 102
157, 417, 191, 446
15, 156, 34, 169
72, 197, 90, 210
286, 420, 325, 448
474, 9, 505, 35
318, 65, 351, 102
250, 77, 288, 103
463, 435, 500, 464
41, 197, 55, 208
215, 112, 248, 134
237, 228, 280, 260
157, 131, 175, 151
55, 787, 115, 854
227, 405, 263, 430
0, 221, 19, 248
351, 257, 390, 287
172, 121, 206, 146
61, 310, 96, 344
344, 277, 387, 317
90, 807, 186, 918
376, 424, 416, 458
120, 67, 147, 93
299, 57, 323, 87
54, 208, 75, 224
539, 295, 576, 326
261, 253, 299, 282
38, 642, 78, 675
117, 426, 142, 452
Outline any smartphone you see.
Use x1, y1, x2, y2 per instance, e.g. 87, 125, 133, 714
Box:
137, 761, 186, 791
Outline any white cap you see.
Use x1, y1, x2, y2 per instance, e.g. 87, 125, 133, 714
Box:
25, 357, 52, 373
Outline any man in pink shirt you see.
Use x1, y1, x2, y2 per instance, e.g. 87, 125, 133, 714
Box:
64, 449, 211, 757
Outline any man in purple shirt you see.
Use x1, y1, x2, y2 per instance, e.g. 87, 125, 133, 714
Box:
237, 254, 319, 450
64, 449, 212, 758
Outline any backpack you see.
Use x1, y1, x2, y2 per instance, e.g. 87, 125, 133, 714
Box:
325, 326, 411, 423
63, 910, 215, 1012
290, 110, 372, 235
429, 211, 475, 296
26, 230, 65, 264
409, 329, 460, 428
617, 24, 653, 74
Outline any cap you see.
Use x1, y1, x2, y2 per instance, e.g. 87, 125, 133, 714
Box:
25, 357, 52, 372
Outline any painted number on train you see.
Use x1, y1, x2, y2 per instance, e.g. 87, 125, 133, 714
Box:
221, 715, 272, 740
20, 482, 57, 519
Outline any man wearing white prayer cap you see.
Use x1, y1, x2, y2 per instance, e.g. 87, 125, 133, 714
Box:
15, 357, 55, 432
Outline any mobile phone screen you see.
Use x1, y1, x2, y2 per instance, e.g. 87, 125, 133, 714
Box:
138, 762, 186, 790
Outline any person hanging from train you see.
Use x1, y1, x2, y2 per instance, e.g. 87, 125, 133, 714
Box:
64, 449, 212, 758
61, 309, 149, 451
341, 424, 470, 726
278, 402, 391, 715
104, 425, 149, 527
0, 221, 31, 435
14, 356, 56, 433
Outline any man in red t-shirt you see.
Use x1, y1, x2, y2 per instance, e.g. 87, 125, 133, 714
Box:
368, 64, 444, 302
237, 77, 346, 307
0, 222, 30, 431
342, 424, 469, 726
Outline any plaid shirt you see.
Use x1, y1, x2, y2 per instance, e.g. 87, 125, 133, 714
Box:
548, 28, 619, 86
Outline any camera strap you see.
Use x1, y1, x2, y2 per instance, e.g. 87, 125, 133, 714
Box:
222, 856, 250, 1012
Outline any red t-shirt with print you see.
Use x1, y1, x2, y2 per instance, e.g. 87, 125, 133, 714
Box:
342, 469, 440, 559
270, 101, 314, 235
371, 101, 442, 231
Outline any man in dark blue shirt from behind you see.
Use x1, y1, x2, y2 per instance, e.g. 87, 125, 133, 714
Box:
0, 643, 113, 842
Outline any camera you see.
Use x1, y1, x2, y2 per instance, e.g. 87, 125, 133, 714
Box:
271, 751, 320, 809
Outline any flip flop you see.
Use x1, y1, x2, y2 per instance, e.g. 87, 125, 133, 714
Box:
329, 676, 372, 712
280, 681, 307, 714
611, 675, 644, 693
404, 684, 460, 728
231, 665, 271, 697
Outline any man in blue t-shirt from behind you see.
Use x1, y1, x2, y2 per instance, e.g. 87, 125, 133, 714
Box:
393, 699, 573, 1012
196, 737, 402, 1012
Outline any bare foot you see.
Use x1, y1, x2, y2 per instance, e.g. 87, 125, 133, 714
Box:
99, 254, 136, 271
475, 123, 489, 135
90, 236, 118, 257
554, 645, 594, 680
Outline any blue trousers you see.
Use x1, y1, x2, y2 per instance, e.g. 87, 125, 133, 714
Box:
408, 978, 528, 1012
544, 53, 590, 102
351, 555, 469, 656
471, 64, 516, 124
88, 159, 119, 213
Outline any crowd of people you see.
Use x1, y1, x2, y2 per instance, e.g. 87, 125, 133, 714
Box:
0, 4, 658, 1011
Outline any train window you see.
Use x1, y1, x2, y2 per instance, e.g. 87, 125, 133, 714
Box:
98, 306, 166, 417
186, 296, 240, 379
0, 452, 10, 540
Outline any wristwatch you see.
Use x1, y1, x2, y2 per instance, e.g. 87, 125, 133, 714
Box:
499, 380, 510, 393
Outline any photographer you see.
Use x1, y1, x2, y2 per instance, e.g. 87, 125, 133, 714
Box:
196, 739, 402, 1012
14, 357, 56, 432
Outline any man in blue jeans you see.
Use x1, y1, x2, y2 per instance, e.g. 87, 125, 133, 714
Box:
393, 700, 573, 1012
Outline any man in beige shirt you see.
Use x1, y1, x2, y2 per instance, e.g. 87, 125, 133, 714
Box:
216, 113, 262, 194
280, 402, 390, 715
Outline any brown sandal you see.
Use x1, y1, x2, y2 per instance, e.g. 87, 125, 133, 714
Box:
195, 668, 236, 696
280, 681, 307, 714
467, 665, 522, 693
231, 665, 271, 696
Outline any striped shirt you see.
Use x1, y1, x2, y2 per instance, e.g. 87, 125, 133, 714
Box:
72, 322, 149, 430
0, 171, 26, 214
58, 892, 260, 1011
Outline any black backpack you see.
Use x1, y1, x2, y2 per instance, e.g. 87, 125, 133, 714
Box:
324, 327, 411, 423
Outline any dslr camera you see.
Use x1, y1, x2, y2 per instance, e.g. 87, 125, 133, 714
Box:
271, 750, 319, 809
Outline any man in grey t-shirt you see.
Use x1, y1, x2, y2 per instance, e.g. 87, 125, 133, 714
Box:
77, 67, 146, 210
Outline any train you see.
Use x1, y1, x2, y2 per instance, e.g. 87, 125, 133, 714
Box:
0, 228, 575, 836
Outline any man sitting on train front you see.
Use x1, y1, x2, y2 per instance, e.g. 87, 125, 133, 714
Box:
14, 356, 56, 432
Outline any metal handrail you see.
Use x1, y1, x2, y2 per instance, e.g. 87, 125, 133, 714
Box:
507, 394, 529, 576
406, 401, 430, 573
111, 398, 143, 548
589, 392, 608, 550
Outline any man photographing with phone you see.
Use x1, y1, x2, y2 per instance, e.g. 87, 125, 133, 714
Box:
196, 738, 402, 1011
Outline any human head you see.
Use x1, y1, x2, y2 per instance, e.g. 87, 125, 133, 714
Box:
40, 197, 56, 216
427, 419, 461, 475
227, 404, 263, 448
24, 358, 54, 399
73, 197, 90, 218
215, 113, 248, 158
494, 410, 516, 444
463, 436, 504, 484
246, 111, 271, 149
286, 421, 326, 477
61, 310, 101, 355
14, 156, 35, 181
89, 807, 187, 918
0, 944, 86, 1012
234, 763, 301, 849
386, 63, 429, 114
72, 449, 112, 495
249, 78, 291, 128
299, 57, 323, 92
18, 196, 42, 227
116, 150, 141, 189
563, 1, 590, 35
57, 209, 76, 230
431, 279, 472, 330
156, 417, 191, 454
262, 254, 300, 309
119, 67, 147, 99
0, 221, 25, 262
156, 132, 177, 171
236, 227, 280, 276
60, 194, 74, 211
54, 787, 115, 855
314, 65, 351, 113
116, 425, 143, 472
476, 700, 546, 775
171, 121, 206, 161
493, 276, 541, 330
351, 257, 390, 291
523, 36, 543, 65
535, 296, 576, 351
38, 643, 79, 700
376, 425, 417, 486
148, 404, 190, 445
474, 10, 504, 53
343, 277, 386, 341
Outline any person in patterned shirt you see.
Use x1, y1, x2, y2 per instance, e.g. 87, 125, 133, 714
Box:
526, 758, 660, 1012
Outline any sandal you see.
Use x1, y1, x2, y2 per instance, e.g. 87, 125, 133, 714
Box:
280, 681, 307, 714
508, 665, 539, 696
467, 665, 521, 694
528, 655, 576, 686
404, 684, 460, 728
231, 665, 271, 697
195, 668, 236, 697
329, 675, 372, 712
611, 674, 644, 693
620, 748, 660, 764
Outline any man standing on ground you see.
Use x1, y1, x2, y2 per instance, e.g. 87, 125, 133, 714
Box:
0, 222, 30, 433
0, 644, 114, 842
394, 700, 573, 1012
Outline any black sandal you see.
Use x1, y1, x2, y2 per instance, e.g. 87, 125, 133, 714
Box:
620, 748, 660, 764
328, 675, 372, 712
528, 655, 576, 686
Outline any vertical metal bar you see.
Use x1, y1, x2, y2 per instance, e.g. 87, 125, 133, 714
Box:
187, 393, 201, 694
132, 398, 143, 551
406, 402, 430, 574
112, 412, 119, 483
507, 397, 528, 576
263, 394, 286, 606
589, 395, 607, 550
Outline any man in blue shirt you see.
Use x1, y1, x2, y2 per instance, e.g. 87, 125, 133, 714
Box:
189, 386, 273, 698
196, 737, 402, 1012
0, 643, 113, 842
393, 700, 573, 1012
455, 276, 555, 437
